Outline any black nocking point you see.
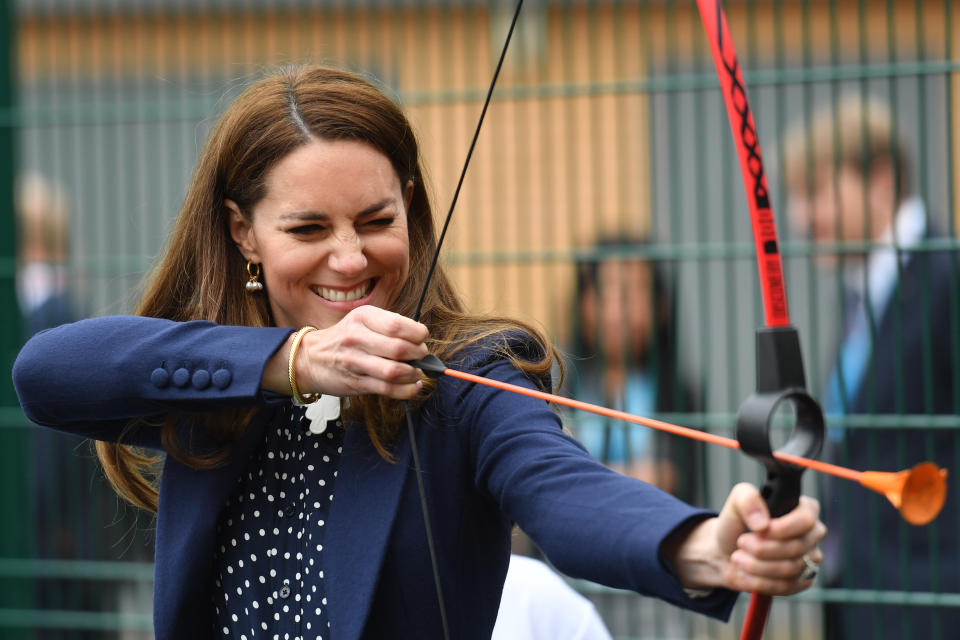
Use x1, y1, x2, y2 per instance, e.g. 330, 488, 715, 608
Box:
411, 354, 447, 378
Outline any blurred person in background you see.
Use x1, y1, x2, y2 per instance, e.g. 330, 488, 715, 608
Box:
16, 172, 96, 638
16, 173, 153, 640
17, 173, 73, 336
566, 236, 702, 504
783, 94, 960, 639
493, 554, 612, 640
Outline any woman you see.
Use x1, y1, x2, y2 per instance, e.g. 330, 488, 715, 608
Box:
14, 66, 824, 640
568, 237, 701, 502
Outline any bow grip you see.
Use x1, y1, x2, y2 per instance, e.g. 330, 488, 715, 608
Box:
736, 327, 825, 518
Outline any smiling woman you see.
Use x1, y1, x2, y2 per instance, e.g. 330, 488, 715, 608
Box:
12, 65, 825, 640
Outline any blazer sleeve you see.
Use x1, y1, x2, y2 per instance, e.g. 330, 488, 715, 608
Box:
443, 341, 737, 620
13, 316, 293, 446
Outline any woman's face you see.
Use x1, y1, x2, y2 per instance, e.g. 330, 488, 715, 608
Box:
230, 138, 412, 329
580, 258, 655, 362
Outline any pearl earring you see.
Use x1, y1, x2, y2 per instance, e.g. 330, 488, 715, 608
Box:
245, 261, 264, 292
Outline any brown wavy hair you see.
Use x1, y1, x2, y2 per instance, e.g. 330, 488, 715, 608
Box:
96, 65, 558, 513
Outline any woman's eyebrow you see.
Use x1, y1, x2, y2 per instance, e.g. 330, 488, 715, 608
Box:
278, 198, 395, 222
357, 198, 395, 216
279, 211, 328, 222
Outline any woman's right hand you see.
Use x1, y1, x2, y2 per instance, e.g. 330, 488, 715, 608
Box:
264, 306, 429, 400
662, 483, 826, 597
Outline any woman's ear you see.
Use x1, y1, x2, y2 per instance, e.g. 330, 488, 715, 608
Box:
226, 199, 259, 262
403, 180, 415, 211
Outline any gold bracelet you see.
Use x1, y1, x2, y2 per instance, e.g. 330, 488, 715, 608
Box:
288, 326, 319, 405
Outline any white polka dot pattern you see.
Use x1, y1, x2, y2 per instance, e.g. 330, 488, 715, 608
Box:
213, 404, 343, 639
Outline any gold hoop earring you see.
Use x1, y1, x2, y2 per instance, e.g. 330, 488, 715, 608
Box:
245, 261, 264, 292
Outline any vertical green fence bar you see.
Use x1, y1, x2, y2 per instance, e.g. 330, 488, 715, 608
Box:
0, 0, 29, 619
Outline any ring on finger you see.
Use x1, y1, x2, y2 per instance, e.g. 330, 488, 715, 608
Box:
798, 553, 819, 582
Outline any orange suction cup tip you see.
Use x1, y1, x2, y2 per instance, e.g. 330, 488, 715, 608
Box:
859, 462, 948, 526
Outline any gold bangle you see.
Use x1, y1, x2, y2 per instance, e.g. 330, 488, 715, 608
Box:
288, 326, 319, 405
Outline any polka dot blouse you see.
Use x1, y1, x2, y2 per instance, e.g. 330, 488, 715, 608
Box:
213, 403, 344, 640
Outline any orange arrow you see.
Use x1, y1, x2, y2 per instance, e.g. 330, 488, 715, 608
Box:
439, 366, 948, 526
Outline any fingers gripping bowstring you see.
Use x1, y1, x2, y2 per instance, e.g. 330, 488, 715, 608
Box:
404, 2, 524, 639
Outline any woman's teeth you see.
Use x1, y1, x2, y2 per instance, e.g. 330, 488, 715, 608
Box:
316, 281, 371, 302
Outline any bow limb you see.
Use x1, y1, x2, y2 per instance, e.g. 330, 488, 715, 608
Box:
694, 1, 825, 638
695, 0, 788, 329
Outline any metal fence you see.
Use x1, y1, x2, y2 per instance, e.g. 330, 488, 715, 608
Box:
1, 0, 958, 638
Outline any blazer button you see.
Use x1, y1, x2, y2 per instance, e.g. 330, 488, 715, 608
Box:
172, 368, 191, 388
284, 503, 296, 517
279, 585, 291, 599
192, 369, 211, 389
150, 368, 170, 388
212, 368, 232, 389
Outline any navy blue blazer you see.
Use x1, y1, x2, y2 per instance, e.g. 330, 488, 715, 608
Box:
14, 316, 737, 639
825, 233, 960, 637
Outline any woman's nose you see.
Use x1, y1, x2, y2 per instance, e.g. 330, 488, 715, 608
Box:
328, 234, 367, 274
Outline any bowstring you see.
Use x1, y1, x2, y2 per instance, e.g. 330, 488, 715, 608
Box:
404, 2, 525, 638
412, 0, 525, 322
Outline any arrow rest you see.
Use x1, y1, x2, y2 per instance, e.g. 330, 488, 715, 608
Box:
736, 327, 825, 518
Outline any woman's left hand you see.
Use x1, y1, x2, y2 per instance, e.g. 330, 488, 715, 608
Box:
663, 483, 827, 596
